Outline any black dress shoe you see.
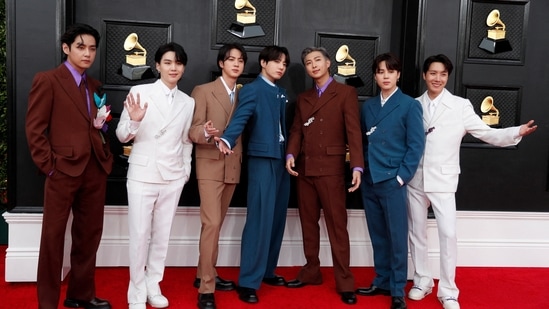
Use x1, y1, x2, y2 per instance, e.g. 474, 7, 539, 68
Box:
262, 275, 286, 286
286, 279, 307, 288
356, 285, 391, 296
237, 286, 258, 303
63, 297, 111, 309
341, 291, 357, 305
214, 276, 236, 291
197, 293, 216, 309
391, 296, 407, 309
193, 276, 236, 291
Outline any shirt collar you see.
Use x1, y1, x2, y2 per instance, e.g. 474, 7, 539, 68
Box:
158, 79, 177, 98
426, 90, 443, 107
64, 61, 85, 86
259, 74, 276, 87
220, 76, 236, 95
381, 87, 399, 105
316, 76, 333, 96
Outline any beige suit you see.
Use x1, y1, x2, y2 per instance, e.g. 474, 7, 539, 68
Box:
189, 77, 242, 294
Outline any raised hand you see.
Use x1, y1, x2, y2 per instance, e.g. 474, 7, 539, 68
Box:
124, 92, 148, 122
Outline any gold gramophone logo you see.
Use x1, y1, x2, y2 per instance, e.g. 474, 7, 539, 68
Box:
121, 33, 151, 80
335, 45, 357, 76
333, 44, 364, 88
480, 96, 500, 126
227, 0, 265, 38
478, 9, 512, 54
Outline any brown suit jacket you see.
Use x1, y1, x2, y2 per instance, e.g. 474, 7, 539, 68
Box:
26, 63, 113, 306
189, 77, 242, 183
26, 64, 113, 176
287, 80, 364, 175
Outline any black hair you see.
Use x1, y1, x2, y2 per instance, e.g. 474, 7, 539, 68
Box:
258, 45, 290, 66
422, 54, 453, 75
60, 23, 100, 59
217, 43, 248, 70
154, 42, 188, 66
372, 52, 401, 74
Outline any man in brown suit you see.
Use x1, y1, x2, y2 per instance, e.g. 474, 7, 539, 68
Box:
285, 46, 364, 305
25, 24, 113, 309
189, 43, 247, 309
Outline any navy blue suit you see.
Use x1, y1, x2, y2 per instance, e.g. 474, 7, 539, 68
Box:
221, 75, 290, 290
360, 88, 424, 296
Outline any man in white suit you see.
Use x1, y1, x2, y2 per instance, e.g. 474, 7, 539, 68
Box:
116, 42, 194, 309
406, 54, 537, 309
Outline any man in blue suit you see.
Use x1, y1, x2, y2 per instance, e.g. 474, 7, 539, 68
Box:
215, 45, 291, 304
355, 53, 425, 309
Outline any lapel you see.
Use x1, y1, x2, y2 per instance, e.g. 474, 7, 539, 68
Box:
212, 77, 233, 121
301, 82, 337, 119
369, 88, 401, 127
56, 65, 90, 120
146, 80, 186, 132
421, 88, 451, 128
147, 80, 169, 122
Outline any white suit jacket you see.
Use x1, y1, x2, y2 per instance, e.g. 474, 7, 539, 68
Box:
408, 88, 521, 193
116, 79, 195, 183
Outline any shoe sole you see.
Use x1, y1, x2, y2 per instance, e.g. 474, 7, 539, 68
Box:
408, 289, 432, 301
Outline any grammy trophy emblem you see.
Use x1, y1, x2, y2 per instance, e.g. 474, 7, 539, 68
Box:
480, 96, 500, 126
121, 33, 151, 80
227, 0, 265, 38
478, 9, 512, 54
333, 45, 364, 88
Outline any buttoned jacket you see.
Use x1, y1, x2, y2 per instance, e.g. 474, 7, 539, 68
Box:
286, 81, 364, 176
26, 64, 113, 176
116, 79, 194, 183
189, 77, 242, 183
409, 88, 521, 192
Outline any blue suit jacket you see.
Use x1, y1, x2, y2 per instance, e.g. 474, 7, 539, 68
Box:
222, 76, 288, 159
361, 88, 425, 184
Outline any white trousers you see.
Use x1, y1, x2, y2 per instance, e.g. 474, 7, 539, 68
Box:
127, 178, 185, 304
407, 184, 459, 299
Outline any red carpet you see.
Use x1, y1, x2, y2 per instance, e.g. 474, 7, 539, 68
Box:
1, 245, 547, 308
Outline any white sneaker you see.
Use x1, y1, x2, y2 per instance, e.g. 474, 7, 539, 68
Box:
128, 303, 146, 309
408, 285, 432, 300
147, 294, 169, 308
439, 297, 460, 309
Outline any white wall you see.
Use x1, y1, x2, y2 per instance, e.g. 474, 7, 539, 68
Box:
4, 207, 549, 282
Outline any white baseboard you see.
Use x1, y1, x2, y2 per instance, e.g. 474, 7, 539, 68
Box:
4, 207, 549, 282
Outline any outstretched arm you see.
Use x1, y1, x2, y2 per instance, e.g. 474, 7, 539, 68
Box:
519, 120, 537, 137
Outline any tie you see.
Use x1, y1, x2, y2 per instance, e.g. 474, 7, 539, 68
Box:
229, 91, 235, 105
429, 101, 436, 118
79, 77, 90, 115
317, 88, 322, 98
167, 90, 174, 105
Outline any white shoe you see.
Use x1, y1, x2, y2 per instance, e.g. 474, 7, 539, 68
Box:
408, 285, 432, 300
129, 303, 146, 309
439, 297, 460, 309
147, 294, 169, 308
